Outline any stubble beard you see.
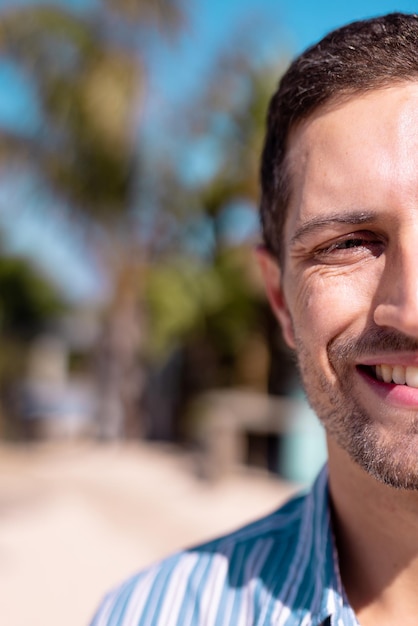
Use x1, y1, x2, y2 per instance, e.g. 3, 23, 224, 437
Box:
294, 327, 418, 490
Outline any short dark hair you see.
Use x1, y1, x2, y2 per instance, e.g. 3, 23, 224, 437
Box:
260, 12, 418, 262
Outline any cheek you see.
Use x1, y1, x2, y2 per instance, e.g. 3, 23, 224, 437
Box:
287, 269, 377, 347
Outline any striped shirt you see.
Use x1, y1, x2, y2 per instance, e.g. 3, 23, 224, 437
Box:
90, 466, 359, 625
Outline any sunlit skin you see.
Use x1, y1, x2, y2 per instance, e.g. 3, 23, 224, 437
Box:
258, 83, 418, 625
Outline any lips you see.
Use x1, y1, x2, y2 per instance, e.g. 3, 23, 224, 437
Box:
356, 363, 418, 408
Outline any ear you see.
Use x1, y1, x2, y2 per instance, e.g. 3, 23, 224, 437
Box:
256, 246, 296, 349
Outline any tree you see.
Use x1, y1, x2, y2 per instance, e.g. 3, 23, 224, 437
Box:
0, 0, 184, 438
0, 247, 66, 435
143, 43, 298, 430
188, 51, 298, 397
0, 4, 294, 442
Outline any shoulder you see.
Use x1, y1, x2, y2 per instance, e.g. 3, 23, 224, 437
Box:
90, 492, 308, 626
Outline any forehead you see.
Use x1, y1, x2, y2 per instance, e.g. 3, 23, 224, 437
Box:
283, 82, 418, 242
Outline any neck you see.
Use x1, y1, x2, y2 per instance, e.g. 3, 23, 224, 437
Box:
327, 438, 418, 626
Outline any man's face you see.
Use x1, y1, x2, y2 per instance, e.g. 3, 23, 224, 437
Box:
260, 83, 418, 489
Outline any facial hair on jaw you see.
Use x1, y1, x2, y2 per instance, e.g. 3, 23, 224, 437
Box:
294, 326, 418, 490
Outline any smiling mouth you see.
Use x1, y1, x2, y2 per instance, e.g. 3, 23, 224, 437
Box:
359, 364, 418, 388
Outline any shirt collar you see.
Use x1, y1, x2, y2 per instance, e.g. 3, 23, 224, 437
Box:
307, 465, 359, 626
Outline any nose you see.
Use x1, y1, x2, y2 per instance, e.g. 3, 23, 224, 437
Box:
374, 242, 418, 338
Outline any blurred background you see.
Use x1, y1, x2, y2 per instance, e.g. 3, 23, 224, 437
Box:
0, 0, 416, 624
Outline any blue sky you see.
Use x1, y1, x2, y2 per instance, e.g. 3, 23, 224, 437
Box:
148, 0, 418, 107
0, 0, 417, 302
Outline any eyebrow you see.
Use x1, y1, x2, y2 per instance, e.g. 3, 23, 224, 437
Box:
291, 210, 379, 245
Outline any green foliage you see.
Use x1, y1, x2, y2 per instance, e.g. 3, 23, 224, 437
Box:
0, 5, 137, 220
146, 248, 260, 361
179, 51, 282, 261
0, 255, 65, 338
103, 0, 183, 29
0, 1, 290, 435
0, 253, 66, 412
0, 0, 186, 438
0, 1, 183, 226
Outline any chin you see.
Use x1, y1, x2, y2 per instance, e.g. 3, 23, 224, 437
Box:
333, 418, 418, 490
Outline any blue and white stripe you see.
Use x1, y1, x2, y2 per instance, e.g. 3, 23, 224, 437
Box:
90, 466, 359, 625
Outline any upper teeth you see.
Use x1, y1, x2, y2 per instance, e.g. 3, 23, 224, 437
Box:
375, 364, 418, 387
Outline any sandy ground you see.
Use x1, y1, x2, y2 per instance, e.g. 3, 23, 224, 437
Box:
0, 442, 299, 626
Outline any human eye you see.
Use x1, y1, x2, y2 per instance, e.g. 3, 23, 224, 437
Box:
313, 231, 385, 263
